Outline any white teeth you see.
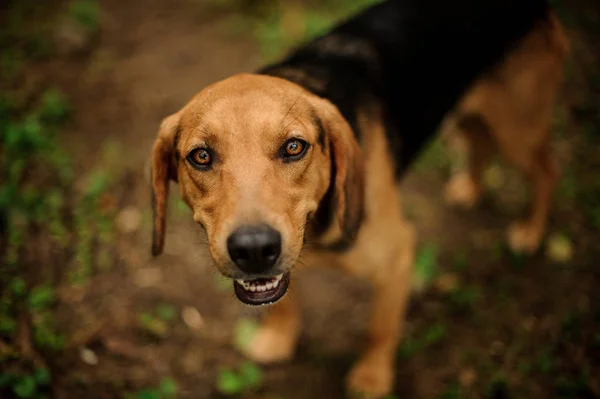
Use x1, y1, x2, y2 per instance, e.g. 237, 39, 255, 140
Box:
237, 274, 285, 293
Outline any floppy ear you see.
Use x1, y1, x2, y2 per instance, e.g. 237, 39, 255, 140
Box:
151, 113, 181, 256
313, 101, 365, 250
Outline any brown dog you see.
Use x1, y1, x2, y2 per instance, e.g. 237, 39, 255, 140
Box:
150, 1, 568, 397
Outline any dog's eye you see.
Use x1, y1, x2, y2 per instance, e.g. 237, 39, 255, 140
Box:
282, 139, 308, 161
187, 148, 212, 168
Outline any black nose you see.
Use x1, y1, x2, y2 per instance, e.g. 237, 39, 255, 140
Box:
227, 225, 282, 273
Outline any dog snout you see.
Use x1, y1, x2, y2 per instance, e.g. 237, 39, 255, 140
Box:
226, 225, 282, 273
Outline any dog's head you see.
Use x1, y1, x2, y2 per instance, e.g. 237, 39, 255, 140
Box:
150, 73, 363, 305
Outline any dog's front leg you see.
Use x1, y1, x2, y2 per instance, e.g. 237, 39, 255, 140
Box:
347, 224, 415, 399
241, 289, 301, 364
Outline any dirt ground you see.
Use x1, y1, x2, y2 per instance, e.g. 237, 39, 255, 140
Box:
2, 0, 600, 398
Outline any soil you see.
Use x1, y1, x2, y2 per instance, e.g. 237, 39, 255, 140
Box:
5, 0, 600, 398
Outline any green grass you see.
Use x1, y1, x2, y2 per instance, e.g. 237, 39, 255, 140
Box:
124, 377, 178, 399
137, 304, 177, 339
438, 382, 461, 399
0, 2, 115, 391
221, 0, 383, 62
397, 323, 447, 359
412, 243, 440, 291
447, 285, 481, 315
216, 361, 263, 396
414, 138, 452, 173
0, 368, 51, 399
232, 318, 260, 353
68, 0, 100, 32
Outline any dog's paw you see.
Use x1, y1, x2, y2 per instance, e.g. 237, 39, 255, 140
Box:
444, 172, 480, 209
507, 221, 542, 254
346, 358, 393, 399
240, 325, 296, 364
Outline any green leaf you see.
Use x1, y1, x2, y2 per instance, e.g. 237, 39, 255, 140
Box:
423, 324, 447, 346
413, 243, 439, 290
159, 377, 178, 397
28, 285, 55, 310
304, 12, 332, 40
232, 318, 259, 353
0, 373, 15, 387
397, 338, 422, 358
12, 375, 37, 398
156, 304, 176, 322
0, 316, 16, 334
238, 361, 262, 389
83, 169, 110, 201
216, 369, 244, 395
136, 389, 162, 399
138, 313, 168, 338
69, 0, 100, 32
33, 368, 51, 385
39, 89, 70, 124
9, 277, 26, 296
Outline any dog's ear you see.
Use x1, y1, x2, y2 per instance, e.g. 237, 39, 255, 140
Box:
313, 100, 365, 249
151, 112, 181, 256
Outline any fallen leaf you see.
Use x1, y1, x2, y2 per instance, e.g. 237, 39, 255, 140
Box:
80, 347, 99, 365
546, 233, 573, 263
181, 306, 205, 331
116, 206, 142, 234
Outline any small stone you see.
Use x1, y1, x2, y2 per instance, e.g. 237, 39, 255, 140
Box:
116, 206, 142, 234
181, 306, 205, 331
545, 233, 573, 263
80, 347, 98, 365
459, 368, 477, 387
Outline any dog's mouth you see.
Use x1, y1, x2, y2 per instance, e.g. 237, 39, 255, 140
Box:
233, 272, 290, 306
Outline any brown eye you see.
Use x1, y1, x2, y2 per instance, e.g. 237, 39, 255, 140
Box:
187, 148, 213, 168
282, 138, 310, 163
286, 140, 304, 156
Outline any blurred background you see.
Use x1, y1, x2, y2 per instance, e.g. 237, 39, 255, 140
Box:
1, 0, 599, 398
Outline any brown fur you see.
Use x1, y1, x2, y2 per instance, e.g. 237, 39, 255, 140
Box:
443, 15, 569, 253
150, 15, 568, 399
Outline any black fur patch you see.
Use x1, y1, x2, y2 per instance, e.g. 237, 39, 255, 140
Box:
172, 124, 182, 164
311, 109, 327, 151
261, 0, 551, 175
260, 0, 551, 250
308, 142, 365, 252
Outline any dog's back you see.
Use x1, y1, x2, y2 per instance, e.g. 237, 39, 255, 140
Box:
261, 0, 553, 173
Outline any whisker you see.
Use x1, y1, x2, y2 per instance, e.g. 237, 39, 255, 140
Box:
282, 107, 313, 132
279, 92, 304, 131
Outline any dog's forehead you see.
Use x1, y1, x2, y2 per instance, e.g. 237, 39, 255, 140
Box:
179, 74, 316, 139
195, 74, 306, 107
